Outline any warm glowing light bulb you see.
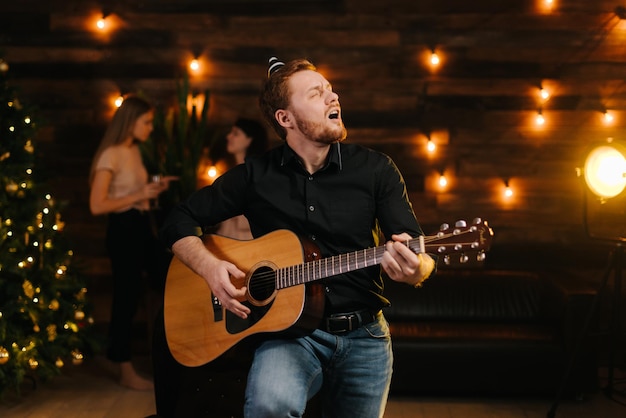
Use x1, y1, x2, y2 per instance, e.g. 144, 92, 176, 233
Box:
584, 144, 626, 198
430, 52, 440, 66
190, 59, 200, 72
96, 18, 106, 30
603, 112, 614, 124
427, 140, 436, 153
207, 166, 217, 178
540, 88, 549, 101
438, 174, 448, 188
535, 112, 545, 125
502, 179, 514, 198
115, 96, 124, 107
541, 0, 555, 13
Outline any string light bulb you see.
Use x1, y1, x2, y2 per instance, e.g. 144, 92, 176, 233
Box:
426, 137, 436, 153
189, 58, 200, 73
430, 50, 440, 66
96, 11, 109, 31
504, 179, 513, 198
540, 0, 555, 12
438, 171, 448, 188
603, 111, 614, 124
535, 110, 545, 125
539, 87, 550, 101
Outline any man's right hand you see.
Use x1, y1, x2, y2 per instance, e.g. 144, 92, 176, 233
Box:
171, 236, 251, 319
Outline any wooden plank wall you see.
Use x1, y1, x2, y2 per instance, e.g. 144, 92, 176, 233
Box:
2, 0, 625, 287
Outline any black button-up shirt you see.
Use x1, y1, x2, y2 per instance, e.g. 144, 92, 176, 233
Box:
160, 142, 423, 314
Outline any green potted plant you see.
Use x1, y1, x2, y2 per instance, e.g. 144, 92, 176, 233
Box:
141, 74, 214, 215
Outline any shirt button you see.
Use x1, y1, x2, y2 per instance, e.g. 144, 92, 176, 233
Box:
308, 205, 315, 212
311, 235, 316, 241
325, 286, 330, 293
308, 176, 313, 181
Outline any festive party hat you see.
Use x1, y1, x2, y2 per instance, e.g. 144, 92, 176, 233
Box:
267, 56, 284, 77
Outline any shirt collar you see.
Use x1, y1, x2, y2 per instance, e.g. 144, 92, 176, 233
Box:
280, 142, 343, 171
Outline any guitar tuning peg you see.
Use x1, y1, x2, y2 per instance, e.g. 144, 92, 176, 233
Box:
476, 251, 486, 262
472, 217, 483, 225
440, 223, 450, 231
459, 254, 469, 263
455, 220, 467, 228
443, 255, 451, 265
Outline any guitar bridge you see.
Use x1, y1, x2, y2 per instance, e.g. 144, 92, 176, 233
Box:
211, 292, 223, 322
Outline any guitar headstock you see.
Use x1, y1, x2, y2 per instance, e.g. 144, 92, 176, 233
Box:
425, 218, 494, 266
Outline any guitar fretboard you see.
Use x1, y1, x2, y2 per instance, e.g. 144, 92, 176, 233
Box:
275, 237, 423, 289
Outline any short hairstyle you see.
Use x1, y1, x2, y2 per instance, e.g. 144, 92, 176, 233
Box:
259, 58, 317, 141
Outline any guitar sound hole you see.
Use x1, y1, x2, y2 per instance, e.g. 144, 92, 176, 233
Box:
248, 265, 276, 304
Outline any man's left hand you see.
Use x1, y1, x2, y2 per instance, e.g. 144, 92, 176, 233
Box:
382, 233, 435, 287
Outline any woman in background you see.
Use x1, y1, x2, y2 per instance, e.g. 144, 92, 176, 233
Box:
89, 95, 176, 390
214, 117, 269, 240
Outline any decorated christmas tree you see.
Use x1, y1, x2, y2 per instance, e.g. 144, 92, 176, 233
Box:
0, 56, 96, 397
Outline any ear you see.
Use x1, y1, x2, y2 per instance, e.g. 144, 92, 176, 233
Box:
275, 109, 292, 129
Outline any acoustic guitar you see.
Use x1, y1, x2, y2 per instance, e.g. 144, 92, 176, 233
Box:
164, 218, 493, 366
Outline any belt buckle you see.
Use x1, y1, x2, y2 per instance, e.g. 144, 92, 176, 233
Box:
326, 313, 355, 334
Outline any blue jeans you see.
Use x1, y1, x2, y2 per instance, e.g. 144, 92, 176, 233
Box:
244, 311, 392, 418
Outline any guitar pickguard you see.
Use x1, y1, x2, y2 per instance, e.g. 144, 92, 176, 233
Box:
225, 300, 274, 334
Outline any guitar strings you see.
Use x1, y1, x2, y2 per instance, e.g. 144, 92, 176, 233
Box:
241, 230, 478, 297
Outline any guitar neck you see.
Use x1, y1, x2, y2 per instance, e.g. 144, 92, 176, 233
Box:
275, 237, 423, 290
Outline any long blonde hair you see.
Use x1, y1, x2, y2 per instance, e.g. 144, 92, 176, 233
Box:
89, 96, 153, 185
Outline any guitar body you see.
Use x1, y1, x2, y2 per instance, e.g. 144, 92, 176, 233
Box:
164, 229, 325, 367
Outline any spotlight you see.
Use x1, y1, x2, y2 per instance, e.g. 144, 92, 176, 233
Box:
583, 142, 626, 200
580, 140, 626, 243
557, 139, 626, 416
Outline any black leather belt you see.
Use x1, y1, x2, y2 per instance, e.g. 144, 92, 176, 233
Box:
324, 309, 378, 334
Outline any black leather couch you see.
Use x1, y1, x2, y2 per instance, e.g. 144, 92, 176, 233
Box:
152, 268, 599, 417
384, 269, 598, 397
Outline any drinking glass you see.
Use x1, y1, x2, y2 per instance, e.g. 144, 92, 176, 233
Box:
150, 174, 162, 209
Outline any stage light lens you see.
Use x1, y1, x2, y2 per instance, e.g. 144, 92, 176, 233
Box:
584, 145, 626, 199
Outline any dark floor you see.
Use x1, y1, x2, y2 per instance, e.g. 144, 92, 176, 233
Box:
0, 355, 624, 418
